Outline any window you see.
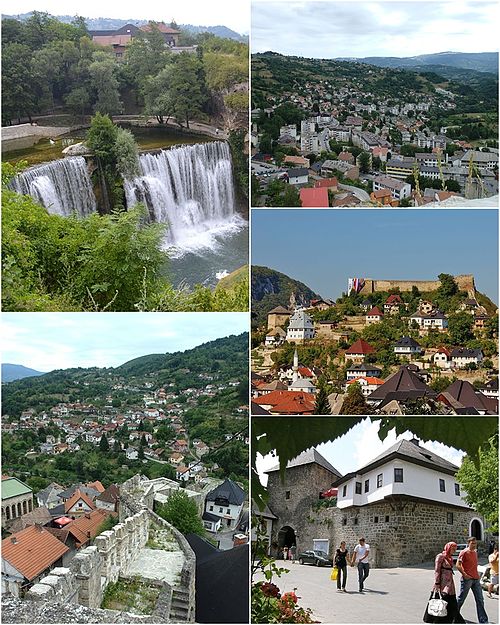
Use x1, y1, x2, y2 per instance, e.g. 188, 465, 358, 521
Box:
354, 517, 358, 525
454, 483, 460, 496
342, 517, 347, 526
439, 479, 446, 492
447, 512, 454, 525
285, 491, 291, 500
355, 482, 362, 494
364, 479, 370, 493
385, 515, 389, 523
377, 474, 383, 488
219, 507, 223, 513
209, 506, 213, 511
374, 516, 379, 523
227, 509, 231, 514
394, 468, 403, 483
342, 485, 347, 497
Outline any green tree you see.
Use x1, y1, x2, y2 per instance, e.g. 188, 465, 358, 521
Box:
89, 54, 122, 116
448, 312, 475, 345
2, 43, 36, 124
314, 386, 331, 415
340, 383, 368, 415
114, 127, 140, 178
168, 53, 206, 128
99, 434, 109, 452
64, 86, 90, 121
358, 151, 370, 174
437, 273, 458, 299
157, 490, 205, 536
143, 68, 174, 124
456, 435, 498, 532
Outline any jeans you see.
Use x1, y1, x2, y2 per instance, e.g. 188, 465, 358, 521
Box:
357, 562, 370, 590
336, 564, 347, 589
457, 577, 488, 624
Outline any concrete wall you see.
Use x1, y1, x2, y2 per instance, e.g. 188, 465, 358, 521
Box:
359, 275, 475, 295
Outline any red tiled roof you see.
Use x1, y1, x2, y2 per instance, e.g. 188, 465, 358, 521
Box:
64, 489, 96, 513
298, 366, 314, 378
2, 525, 69, 581
367, 306, 384, 316
67, 509, 112, 545
86, 481, 105, 493
435, 346, 451, 357
345, 339, 376, 355
314, 177, 338, 189
271, 395, 316, 414
372, 189, 391, 199
300, 187, 329, 207
347, 377, 385, 386
253, 390, 314, 408
386, 294, 403, 304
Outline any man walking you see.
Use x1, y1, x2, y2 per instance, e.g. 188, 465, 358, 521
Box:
352, 537, 370, 593
456, 536, 489, 624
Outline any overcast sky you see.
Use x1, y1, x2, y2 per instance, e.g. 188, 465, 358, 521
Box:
256, 417, 465, 485
252, 209, 499, 302
2, 0, 249, 33
2, 313, 248, 372
252, 0, 498, 58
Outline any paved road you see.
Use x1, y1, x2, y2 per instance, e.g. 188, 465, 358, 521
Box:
256, 561, 498, 623
338, 183, 371, 201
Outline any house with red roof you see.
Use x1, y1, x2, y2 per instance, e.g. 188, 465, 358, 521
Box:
432, 347, 452, 369
366, 306, 384, 324
384, 294, 404, 315
64, 490, 96, 517
314, 177, 338, 191
2, 525, 69, 596
300, 187, 329, 208
346, 376, 385, 397
253, 390, 316, 415
344, 339, 376, 363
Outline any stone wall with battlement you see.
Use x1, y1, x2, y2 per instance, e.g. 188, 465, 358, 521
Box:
359, 274, 475, 295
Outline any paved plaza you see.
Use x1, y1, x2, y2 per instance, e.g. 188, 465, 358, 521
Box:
257, 561, 499, 623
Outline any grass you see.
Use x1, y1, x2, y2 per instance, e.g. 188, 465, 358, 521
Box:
101, 577, 160, 615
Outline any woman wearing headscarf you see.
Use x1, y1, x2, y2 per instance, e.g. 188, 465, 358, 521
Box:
423, 542, 464, 623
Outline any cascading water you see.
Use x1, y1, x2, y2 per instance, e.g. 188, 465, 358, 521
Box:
9, 156, 97, 217
124, 141, 244, 254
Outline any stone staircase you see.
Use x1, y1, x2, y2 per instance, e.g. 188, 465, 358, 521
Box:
169, 588, 191, 622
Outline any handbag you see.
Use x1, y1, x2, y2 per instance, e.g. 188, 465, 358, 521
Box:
427, 591, 448, 617
331, 567, 338, 581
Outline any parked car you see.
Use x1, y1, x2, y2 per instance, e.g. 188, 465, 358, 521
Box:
297, 550, 333, 567
453, 544, 468, 564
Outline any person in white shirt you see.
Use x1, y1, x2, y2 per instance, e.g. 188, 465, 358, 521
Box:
352, 537, 370, 592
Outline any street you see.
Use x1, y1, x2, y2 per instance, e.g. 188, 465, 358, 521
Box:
256, 561, 498, 623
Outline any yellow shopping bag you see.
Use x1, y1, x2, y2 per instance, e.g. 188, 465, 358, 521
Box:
330, 567, 338, 581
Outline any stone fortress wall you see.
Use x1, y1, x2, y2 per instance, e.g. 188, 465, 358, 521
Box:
359, 274, 476, 296
3, 476, 196, 623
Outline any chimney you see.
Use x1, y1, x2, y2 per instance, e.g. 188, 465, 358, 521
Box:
11, 537, 17, 544
410, 437, 420, 446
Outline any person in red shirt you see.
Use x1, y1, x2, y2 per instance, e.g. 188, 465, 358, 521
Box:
456, 536, 488, 624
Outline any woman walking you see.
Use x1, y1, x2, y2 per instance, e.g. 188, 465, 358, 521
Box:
335, 541, 349, 593
423, 542, 463, 623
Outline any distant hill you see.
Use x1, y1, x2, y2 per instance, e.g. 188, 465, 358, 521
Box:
346, 52, 498, 75
2, 364, 45, 383
3, 13, 246, 41
252, 266, 320, 327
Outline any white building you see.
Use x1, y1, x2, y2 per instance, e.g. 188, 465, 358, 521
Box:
451, 348, 483, 369
345, 376, 385, 397
393, 336, 423, 357
372, 175, 411, 201
286, 310, 315, 343
286, 168, 309, 185
205, 479, 245, 530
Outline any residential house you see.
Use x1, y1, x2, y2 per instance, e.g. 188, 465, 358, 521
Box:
385, 158, 416, 180
438, 380, 498, 415
202, 511, 222, 533
64, 490, 96, 517
366, 306, 384, 324
205, 479, 245, 530
286, 310, 315, 343
346, 364, 382, 381
346, 377, 385, 397
286, 168, 309, 186
314, 177, 338, 191
1, 525, 69, 596
193, 441, 209, 457
481, 378, 499, 399
432, 347, 452, 369
95, 485, 120, 513
35, 483, 63, 510
252, 390, 316, 415
344, 339, 376, 364
372, 176, 411, 201
384, 294, 404, 314
367, 366, 437, 409
370, 188, 394, 205
393, 336, 423, 357
283, 155, 309, 168
300, 187, 329, 207
451, 348, 483, 369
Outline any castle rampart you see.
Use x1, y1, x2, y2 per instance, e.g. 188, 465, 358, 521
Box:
359, 274, 475, 295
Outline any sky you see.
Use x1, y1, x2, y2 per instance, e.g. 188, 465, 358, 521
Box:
1, 0, 249, 33
256, 417, 465, 485
252, 209, 499, 302
252, 0, 498, 58
2, 312, 249, 372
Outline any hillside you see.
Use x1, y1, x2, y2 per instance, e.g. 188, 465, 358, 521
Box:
4, 13, 246, 41
350, 52, 498, 75
252, 51, 498, 114
2, 333, 248, 417
2, 363, 46, 383
252, 266, 320, 327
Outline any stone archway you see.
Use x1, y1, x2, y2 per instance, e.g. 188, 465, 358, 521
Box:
276, 526, 296, 560
470, 518, 483, 541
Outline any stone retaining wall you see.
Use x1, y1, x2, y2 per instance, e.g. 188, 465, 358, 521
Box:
359, 275, 475, 295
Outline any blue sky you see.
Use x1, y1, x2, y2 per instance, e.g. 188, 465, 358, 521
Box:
252, 209, 499, 302
256, 418, 465, 484
252, 1, 497, 57
2, 0, 249, 34
2, 313, 249, 372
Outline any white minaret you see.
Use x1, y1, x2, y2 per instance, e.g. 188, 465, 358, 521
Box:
292, 348, 299, 383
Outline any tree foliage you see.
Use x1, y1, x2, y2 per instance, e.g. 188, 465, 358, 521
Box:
156, 490, 205, 536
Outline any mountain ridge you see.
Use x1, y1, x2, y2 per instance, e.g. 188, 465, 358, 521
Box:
2, 363, 46, 383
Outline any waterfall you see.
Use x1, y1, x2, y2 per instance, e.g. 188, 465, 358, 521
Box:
9, 157, 97, 217
124, 141, 241, 251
